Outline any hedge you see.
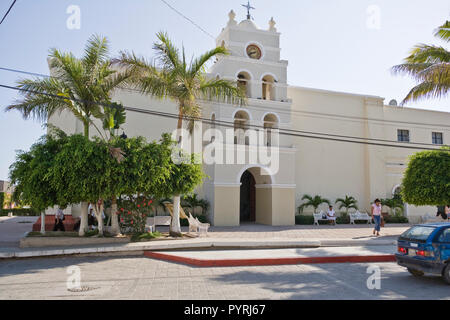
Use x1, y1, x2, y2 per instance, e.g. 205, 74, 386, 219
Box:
0, 208, 40, 216
295, 214, 409, 225
180, 214, 209, 226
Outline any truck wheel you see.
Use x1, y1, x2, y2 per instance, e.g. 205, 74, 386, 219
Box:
443, 264, 450, 285
407, 268, 424, 277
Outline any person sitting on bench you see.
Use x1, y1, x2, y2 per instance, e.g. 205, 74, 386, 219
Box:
327, 205, 337, 225
53, 207, 65, 232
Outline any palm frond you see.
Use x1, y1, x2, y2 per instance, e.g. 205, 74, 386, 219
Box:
190, 46, 228, 77
391, 63, 433, 79
417, 62, 450, 84
401, 81, 450, 105
434, 20, 450, 42
405, 44, 450, 64
6, 78, 73, 122
199, 78, 247, 106
153, 31, 180, 70
82, 34, 110, 74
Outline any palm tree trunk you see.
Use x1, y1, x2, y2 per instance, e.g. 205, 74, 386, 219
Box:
170, 195, 182, 237
78, 123, 90, 237
110, 197, 120, 235
79, 202, 88, 236
176, 108, 183, 144
169, 109, 184, 238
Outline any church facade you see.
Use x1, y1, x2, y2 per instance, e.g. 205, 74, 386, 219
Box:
49, 10, 450, 225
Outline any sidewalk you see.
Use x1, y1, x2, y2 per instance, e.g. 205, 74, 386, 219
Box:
144, 246, 397, 267
0, 218, 409, 260
0, 236, 400, 259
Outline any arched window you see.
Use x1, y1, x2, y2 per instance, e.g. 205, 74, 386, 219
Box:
234, 110, 250, 145
262, 75, 276, 101
263, 114, 279, 146
237, 72, 251, 98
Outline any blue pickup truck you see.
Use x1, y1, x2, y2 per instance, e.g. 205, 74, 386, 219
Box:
395, 223, 450, 284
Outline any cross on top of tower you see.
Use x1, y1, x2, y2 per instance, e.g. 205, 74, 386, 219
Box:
242, 1, 255, 20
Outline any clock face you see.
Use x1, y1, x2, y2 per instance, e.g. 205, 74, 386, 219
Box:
246, 45, 262, 60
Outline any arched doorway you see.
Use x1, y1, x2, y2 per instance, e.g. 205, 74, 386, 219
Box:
240, 170, 256, 222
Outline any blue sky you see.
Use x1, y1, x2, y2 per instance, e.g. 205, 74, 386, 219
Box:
0, 0, 449, 180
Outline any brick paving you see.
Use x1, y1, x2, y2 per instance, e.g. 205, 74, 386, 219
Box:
203, 223, 410, 240
0, 254, 448, 300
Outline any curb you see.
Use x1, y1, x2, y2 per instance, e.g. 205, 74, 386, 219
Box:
0, 239, 396, 260
143, 251, 397, 267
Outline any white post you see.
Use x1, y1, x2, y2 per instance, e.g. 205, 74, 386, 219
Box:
79, 202, 88, 236
170, 195, 182, 237
40, 211, 46, 234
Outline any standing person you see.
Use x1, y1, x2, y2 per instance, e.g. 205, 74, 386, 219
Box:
446, 205, 450, 221
371, 199, 382, 237
53, 207, 65, 232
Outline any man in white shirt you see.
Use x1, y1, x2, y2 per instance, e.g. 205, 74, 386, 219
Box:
327, 205, 337, 226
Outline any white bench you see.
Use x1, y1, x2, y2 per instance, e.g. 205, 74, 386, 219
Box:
349, 211, 372, 224
188, 213, 210, 236
146, 216, 171, 232
313, 211, 330, 226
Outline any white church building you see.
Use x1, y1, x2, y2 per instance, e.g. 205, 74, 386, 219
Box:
49, 9, 450, 225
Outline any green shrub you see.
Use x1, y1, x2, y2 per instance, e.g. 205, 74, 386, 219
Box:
180, 215, 209, 226
336, 216, 350, 224
26, 231, 79, 237
0, 192, 4, 209
131, 231, 162, 242
0, 208, 40, 216
384, 216, 409, 224
295, 215, 314, 225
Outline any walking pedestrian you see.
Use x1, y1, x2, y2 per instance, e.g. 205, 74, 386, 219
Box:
371, 199, 382, 237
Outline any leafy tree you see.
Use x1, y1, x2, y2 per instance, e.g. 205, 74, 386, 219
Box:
108, 134, 174, 234
392, 21, 450, 104
49, 134, 116, 236
298, 194, 331, 214
335, 195, 359, 217
9, 132, 68, 233
114, 31, 245, 236
401, 148, 450, 206
156, 149, 205, 237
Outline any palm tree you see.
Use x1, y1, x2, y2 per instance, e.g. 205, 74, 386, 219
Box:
182, 194, 210, 216
335, 195, 359, 217
198, 198, 210, 216
6, 34, 131, 236
298, 194, 331, 214
381, 196, 404, 217
114, 31, 246, 237
392, 21, 450, 105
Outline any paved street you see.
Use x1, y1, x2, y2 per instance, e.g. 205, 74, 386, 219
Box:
0, 217, 36, 248
0, 254, 448, 300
